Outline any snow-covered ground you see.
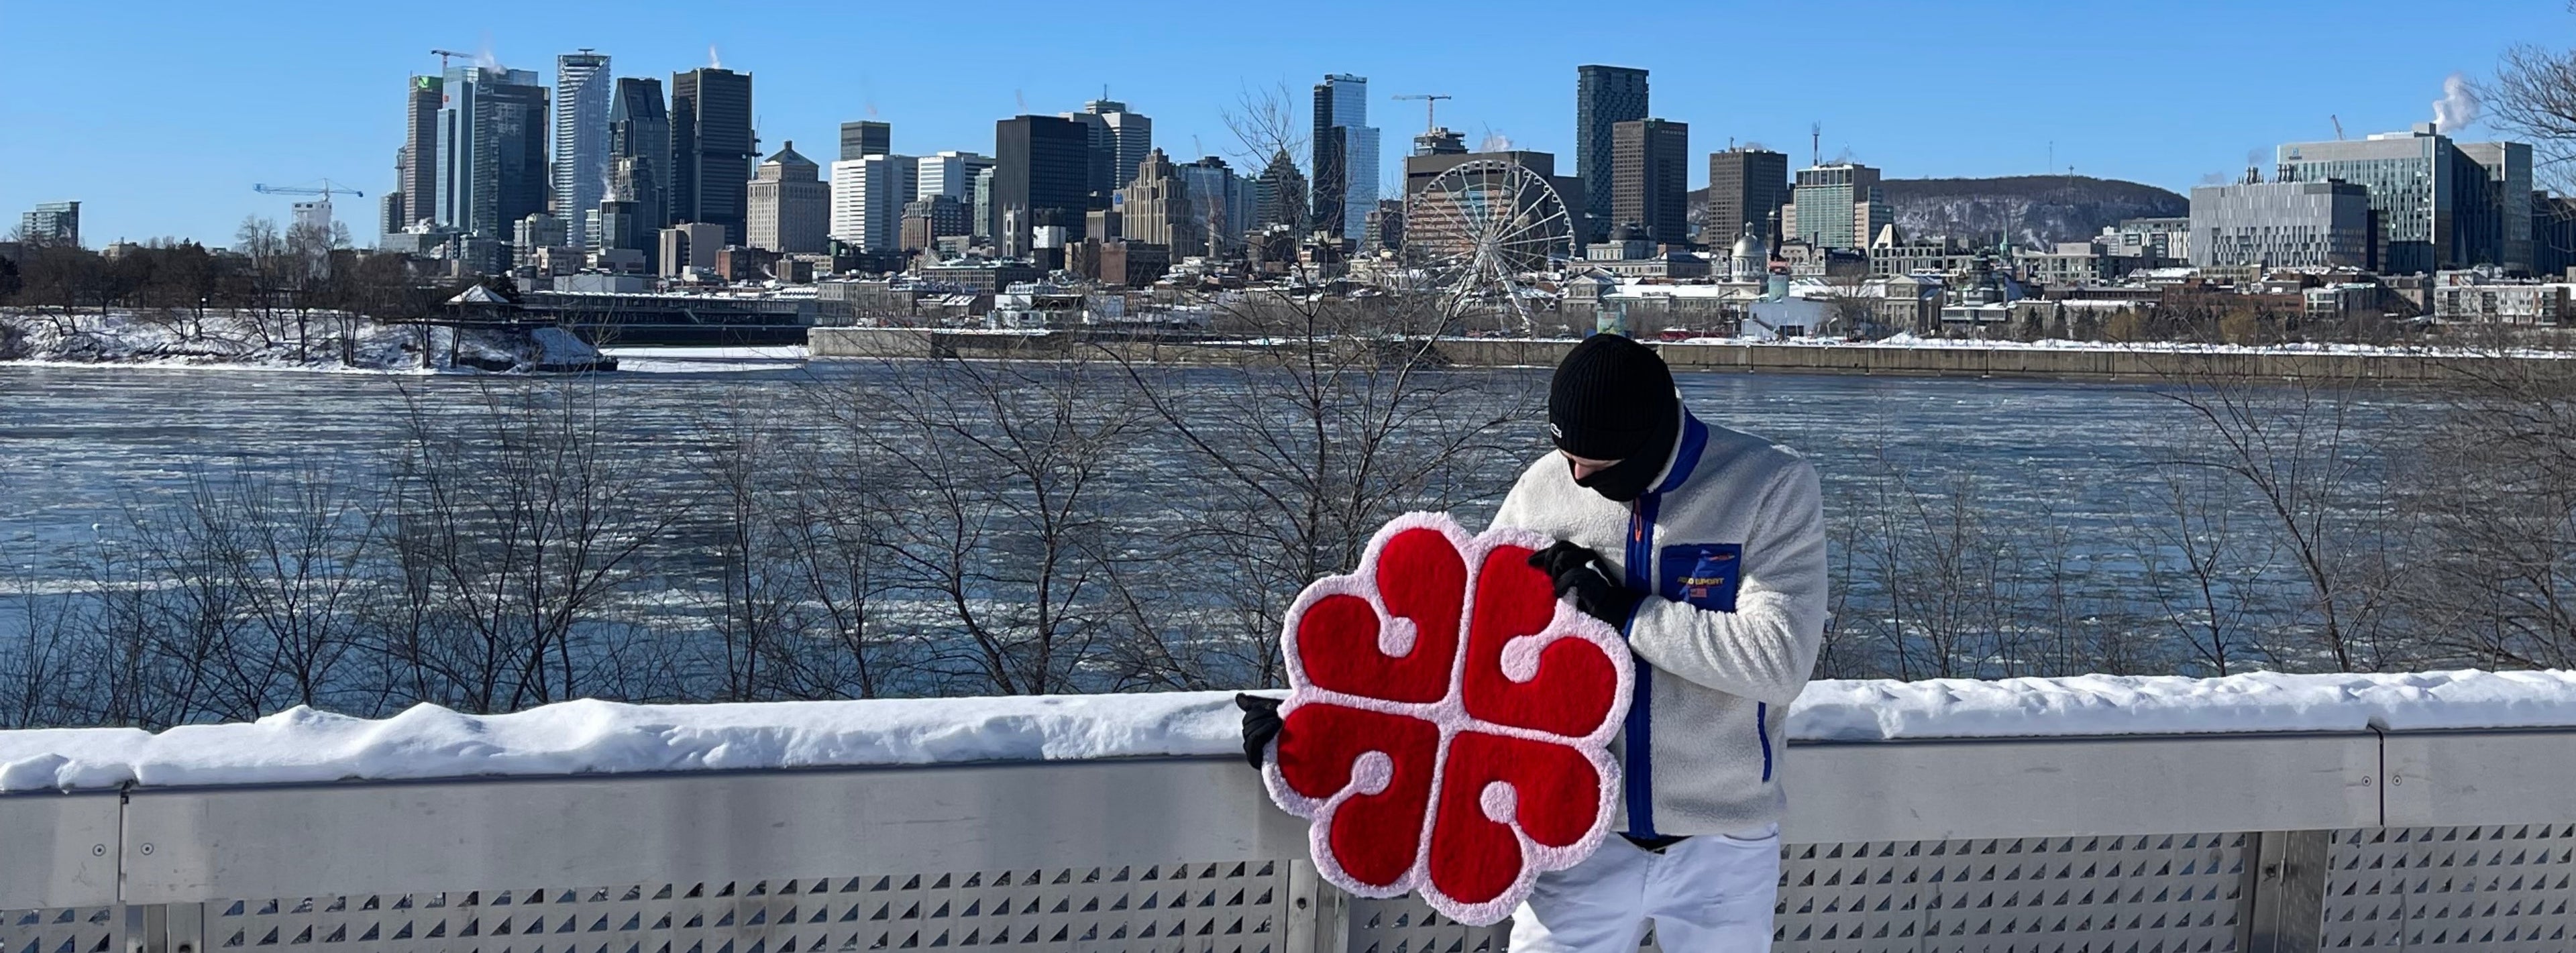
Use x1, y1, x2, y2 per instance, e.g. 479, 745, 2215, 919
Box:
597, 345, 807, 374
0, 669, 2567, 792
1672, 332, 2571, 359
1, 309, 608, 374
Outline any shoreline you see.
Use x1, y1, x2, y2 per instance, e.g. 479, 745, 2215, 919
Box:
810, 327, 2569, 383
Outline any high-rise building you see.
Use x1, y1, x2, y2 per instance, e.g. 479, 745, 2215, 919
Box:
1254, 150, 1309, 234
1611, 118, 1688, 246
1177, 156, 1252, 254
829, 154, 917, 253
2188, 179, 2371, 269
1118, 148, 1202, 256
994, 115, 1091, 253
608, 78, 670, 234
400, 75, 441, 229
1575, 65, 1649, 243
902, 196, 970, 253
671, 67, 755, 245
2277, 125, 2536, 274
972, 166, 996, 243
380, 190, 406, 237
1708, 147, 1789, 247
551, 50, 612, 247
1101, 103, 1152, 190
839, 121, 890, 162
1060, 100, 1147, 210
19, 201, 78, 247
1792, 162, 1888, 251
916, 151, 994, 201
435, 65, 549, 244
748, 142, 829, 254
916, 151, 993, 242
1310, 74, 1379, 239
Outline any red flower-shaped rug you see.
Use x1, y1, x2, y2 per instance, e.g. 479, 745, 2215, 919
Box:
1260, 512, 1635, 926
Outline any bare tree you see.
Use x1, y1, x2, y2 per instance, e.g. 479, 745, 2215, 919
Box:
380, 380, 684, 712
2159, 357, 2400, 671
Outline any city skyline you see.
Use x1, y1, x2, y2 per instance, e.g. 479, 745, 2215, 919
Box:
1, 0, 2567, 247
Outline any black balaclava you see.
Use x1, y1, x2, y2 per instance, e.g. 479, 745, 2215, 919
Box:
1547, 334, 1681, 503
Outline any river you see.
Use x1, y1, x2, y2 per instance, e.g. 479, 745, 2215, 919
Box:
0, 354, 2420, 696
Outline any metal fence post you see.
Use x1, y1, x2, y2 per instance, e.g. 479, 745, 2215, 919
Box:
2235, 830, 2328, 953
1282, 860, 1349, 953
120, 903, 203, 953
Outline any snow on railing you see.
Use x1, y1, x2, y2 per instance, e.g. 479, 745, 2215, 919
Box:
3, 669, 2572, 793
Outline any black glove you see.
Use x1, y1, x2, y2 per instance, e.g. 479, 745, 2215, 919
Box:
1527, 541, 1646, 627
1236, 693, 1283, 769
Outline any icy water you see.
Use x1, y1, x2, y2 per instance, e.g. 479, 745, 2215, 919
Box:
3, 358, 2216, 576
1, 355, 2440, 685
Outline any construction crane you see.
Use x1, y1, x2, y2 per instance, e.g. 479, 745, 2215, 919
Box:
2331, 115, 2346, 140
1393, 94, 1453, 133
431, 49, 474, 70
253, 180, 364, 200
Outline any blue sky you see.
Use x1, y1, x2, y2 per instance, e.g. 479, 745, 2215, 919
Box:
2, 0, 2567, 247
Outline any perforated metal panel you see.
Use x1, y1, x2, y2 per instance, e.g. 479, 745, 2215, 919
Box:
2322, 824, 2576, 951
2, 864, 1287, 953
0, 907, 121, 953
1348, 895, 1510, 953
1339, 833, 2248, 953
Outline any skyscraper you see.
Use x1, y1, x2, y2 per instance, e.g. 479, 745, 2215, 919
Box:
671, 67, 755, 245
1576, 65, 1648, 243
608, 77, 670, 233
1612, 119, 1688, 246
994, 115, 1091, 252
551, 50, 612, 247
1178, 156, 1253, 254
1309, 74, 1378, 240
1791, 162, 1888, 251
829, 154, 916, 253
400, 75, 441, 229
916, 151, 994, 201
1708, 147, 1789, 247
839, 121, 890, 162
1254, 150, 1308, 234
1118, 149, 1202, 256
748, 142, 829, 254
435, 65, 549, 245
1060, 100, 1146, 210
1102, 103, 1152, 190
917, 151, 994, 241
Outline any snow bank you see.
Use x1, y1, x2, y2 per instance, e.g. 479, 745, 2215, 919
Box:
1788, 669, 2576, 742
3, 671, 2572, 792
0, 308, 612, 374
1666, 333, 2571, 359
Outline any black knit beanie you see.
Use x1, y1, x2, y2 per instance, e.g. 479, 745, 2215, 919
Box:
1548, 334, 1678, 461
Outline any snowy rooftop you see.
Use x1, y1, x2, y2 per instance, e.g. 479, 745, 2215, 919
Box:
0, 670, 2569, 793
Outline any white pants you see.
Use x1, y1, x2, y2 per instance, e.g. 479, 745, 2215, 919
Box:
1507, 826, 1781, 952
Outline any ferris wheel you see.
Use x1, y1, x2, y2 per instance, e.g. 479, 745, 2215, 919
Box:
1401, 159, 1575, 335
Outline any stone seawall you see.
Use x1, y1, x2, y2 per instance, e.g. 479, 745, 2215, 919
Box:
810, 328, 2545, 382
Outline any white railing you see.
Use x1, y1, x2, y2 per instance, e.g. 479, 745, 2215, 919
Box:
1, 681, 2573, 953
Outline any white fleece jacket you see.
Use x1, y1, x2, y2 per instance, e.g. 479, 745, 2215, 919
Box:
1489, 408, 1827, 837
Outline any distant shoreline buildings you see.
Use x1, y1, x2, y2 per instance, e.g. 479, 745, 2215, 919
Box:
24, 52, 2576, 341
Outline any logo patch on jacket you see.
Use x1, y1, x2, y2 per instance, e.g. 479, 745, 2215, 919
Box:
1658, 543, 1743, 612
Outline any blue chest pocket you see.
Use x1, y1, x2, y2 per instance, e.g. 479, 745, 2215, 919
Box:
1659, 543, 1744, 612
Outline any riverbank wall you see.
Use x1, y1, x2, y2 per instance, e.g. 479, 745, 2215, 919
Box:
809, 327, 2557, 383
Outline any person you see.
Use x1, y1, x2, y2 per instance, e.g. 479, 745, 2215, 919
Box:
1240, 333, 1827, 952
